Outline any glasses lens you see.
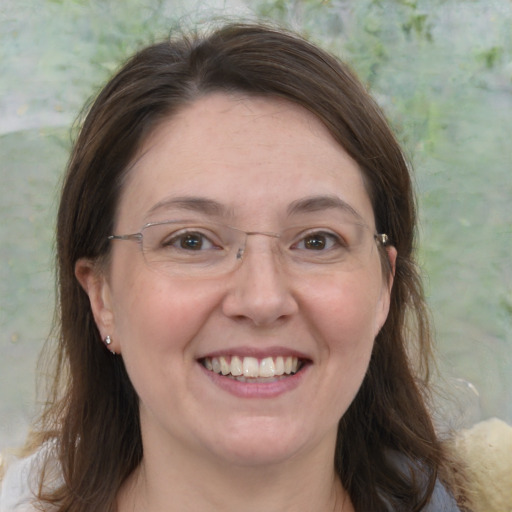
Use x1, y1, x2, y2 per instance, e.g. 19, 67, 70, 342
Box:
279, 222, 375, 273
140, 221, 241, 275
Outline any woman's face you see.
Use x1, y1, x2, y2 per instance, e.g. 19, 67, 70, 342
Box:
80, 93, 395, 469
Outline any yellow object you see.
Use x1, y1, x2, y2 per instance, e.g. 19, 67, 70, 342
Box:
449, 418, 512, 512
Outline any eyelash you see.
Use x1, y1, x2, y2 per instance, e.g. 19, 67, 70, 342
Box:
162, 230, 219, 251
292, 230, 346, 251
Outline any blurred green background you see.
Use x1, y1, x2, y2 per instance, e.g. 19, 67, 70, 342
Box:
1, 0, 511, 451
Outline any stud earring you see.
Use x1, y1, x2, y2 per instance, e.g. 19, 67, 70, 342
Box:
104, 335, 116, 354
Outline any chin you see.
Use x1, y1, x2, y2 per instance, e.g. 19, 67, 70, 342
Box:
204, 418, 319, 467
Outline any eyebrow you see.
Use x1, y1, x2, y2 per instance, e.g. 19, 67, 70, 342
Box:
286, 195, 365, 223
145, 196, 229, 220
145, 194, 366, 223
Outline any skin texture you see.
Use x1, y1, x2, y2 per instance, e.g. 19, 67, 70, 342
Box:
76, 93, 396, 511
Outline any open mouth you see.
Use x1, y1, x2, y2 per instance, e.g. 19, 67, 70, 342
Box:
199, 355, 307, 382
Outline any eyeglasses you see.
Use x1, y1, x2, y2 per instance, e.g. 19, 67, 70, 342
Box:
108, 219, 389, 278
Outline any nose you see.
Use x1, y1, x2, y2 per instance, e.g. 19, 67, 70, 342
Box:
221, 235, 299, 327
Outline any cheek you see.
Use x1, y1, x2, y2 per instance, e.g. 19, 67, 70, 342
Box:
324, 307, 377, 418
301, 272, 384, 404
305, 271, 384, 347
109, 271, 222, 416
322, 293, 376, 380
109, 260, 216, 362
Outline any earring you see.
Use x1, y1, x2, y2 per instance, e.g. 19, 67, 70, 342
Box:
104, 335, 116, 355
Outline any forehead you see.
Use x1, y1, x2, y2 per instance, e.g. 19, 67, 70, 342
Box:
116, 93, 375, 229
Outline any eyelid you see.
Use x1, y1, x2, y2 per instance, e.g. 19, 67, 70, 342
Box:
289, 225, 350, 240
153, 223, 239, 253
163, 227, 220, 243
143, 220, 367, 245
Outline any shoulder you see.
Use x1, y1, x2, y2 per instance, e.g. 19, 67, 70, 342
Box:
0, 450, 40, 511
0, 445, 59, 512
423, 478, 461, 512
385, 451, 461, 511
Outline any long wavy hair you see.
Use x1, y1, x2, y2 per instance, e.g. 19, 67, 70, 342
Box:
31, 22, 451, 511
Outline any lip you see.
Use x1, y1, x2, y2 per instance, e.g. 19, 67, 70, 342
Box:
196, 346, 312, 398
198, 361, 310, 398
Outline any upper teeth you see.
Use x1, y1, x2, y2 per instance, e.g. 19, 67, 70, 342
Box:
203, 356, 299, 378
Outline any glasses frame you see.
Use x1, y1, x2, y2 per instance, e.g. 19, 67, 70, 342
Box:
107, 219, 390, 275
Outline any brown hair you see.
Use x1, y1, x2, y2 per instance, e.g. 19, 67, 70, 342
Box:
33, 22, 449, 511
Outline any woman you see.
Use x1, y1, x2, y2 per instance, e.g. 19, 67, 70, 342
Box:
0, 23, 464, 511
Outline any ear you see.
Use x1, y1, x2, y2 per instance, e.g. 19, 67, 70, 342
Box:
75, 258, 116, 349
385, 245, 397, 290
375, 245, 397, 336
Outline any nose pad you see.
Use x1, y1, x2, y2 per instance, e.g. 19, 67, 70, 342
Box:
233, 230, 281, 265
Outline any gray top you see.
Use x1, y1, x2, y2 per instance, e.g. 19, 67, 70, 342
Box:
426, 481, 461, 511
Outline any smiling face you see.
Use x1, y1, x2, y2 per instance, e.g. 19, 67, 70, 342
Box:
78, 93, 395, 471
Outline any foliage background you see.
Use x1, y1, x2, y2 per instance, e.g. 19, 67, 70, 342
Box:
1, 0, 511, 451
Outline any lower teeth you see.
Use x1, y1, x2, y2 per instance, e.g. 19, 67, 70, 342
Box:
230, 374, 294, 383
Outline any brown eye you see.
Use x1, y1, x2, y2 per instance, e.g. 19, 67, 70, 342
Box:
296, 231, 341, 251
304, 234, 327, 250
179, 233, 205, 250
162, 231, 217, 251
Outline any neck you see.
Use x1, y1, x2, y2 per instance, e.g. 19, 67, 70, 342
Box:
117, 429, 352, 512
